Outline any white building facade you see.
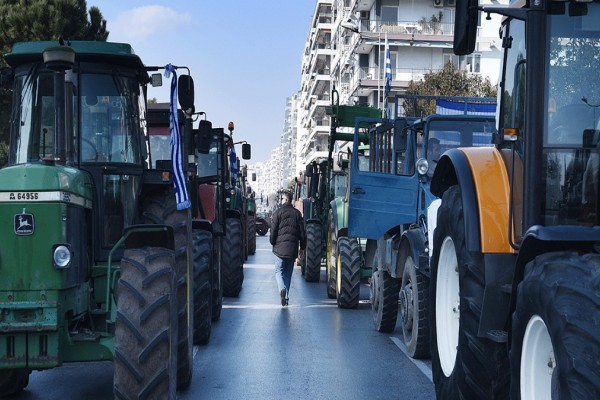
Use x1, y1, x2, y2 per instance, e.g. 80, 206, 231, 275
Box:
252, 0, 505, 209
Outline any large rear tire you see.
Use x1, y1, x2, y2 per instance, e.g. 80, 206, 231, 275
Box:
304, 222, 322, 282
142, 191, 193, 390
509, 251, 600, 399
430, 185, 509, 399
114, 247, 178, 400
192, 229, 212, 345
0, 369, 30, 397
222, 217, 243, 297
326, 209, 337, 299
400, 254, 430, 359
370, 261, 399, 333
336, 237, 361, 309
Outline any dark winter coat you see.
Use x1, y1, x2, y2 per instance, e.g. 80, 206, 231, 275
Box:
270, 203, 306, 259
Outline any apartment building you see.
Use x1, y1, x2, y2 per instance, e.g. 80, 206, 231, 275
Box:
296, 0, 505, 172
252, 0, 505, 208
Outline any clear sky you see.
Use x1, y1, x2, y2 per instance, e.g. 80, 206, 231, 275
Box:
88, 0, 317, 163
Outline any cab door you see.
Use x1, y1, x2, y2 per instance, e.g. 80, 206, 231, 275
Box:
348, 117, 419, 240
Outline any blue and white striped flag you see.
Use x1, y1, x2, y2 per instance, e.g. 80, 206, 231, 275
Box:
384, 34, 392, 119
164, 64, 190, 210
229, 144, 238, 185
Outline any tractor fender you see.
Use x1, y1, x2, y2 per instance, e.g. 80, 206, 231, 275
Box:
226, 209, 241, 220
329, 198, 347, 237
192, 218, 212, 233
396, 228, 428, 279
431, 147, 513, 254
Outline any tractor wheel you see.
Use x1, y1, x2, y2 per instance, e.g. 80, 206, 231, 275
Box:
0, 369, 30, 397
211, 237, 223, 321
430, 185, 509, 399
222, 217, 243, 297
256, 218, 268, 236
370, 261, 399, 333
304, 222, 322, 282
509, 251, 600, 400
326, 209, 337, 299
400, 254, 430, 359
192, 229, 212, 345
336, 237, 361, 309
142, 190, 193, 390
247, 215, 256, 255
114, 247, 178, 400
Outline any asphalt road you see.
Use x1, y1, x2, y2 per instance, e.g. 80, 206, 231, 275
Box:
13, 235, 436, 399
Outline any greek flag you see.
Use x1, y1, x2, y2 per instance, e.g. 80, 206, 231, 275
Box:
164, 64, 190, 210
384, 34, 392, 119
229, 144, 238, 185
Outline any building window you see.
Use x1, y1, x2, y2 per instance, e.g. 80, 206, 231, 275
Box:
443, 53, 481, 73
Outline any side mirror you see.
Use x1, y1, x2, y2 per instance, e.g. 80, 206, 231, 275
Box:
242, 143, 251, 160
252, 173, 256, 181
454, 0, 479, 55
196, 120, 212, 154
178, 74, 195, 110
241, 166, 247, 178
150, 73, 162, 87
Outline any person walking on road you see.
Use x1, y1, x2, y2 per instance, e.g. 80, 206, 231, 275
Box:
270, 191, 306, 306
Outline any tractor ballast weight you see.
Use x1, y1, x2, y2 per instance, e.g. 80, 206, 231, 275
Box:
0, 40, 197, 398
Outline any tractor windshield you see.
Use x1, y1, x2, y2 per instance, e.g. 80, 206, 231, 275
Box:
9, 65, 144, 166
543, 5, 600, 226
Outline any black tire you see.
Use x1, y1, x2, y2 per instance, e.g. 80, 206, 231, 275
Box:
370, 261, 399, 333
114, 247, 178, 400
142, 190, 193, 390
430, 185, 509, 399
304, 222, 322, 282
400, 254, 430, 359
326, 210, 337, 299
336, 237, 361, 309
256, 218, 268, 236
222, 217, 243, 297
211, 236, 223, 321
0, 369, 30, 397
509, 251, 600, 399
192, 229, 212, 345
247, 215, 256, 255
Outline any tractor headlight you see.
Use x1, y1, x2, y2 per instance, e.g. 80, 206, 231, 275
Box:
53, 245, 72, 269
416, 158, 429, 176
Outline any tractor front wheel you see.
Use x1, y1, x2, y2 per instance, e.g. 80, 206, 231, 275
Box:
336, 237, 361, 309
114, 247, 178, 400
510, 251, 600, 399
304, 222, 322, 282
430, 185, 509, 399
222, 217, 243, 297
192, 229, 213, 345
370, 262, 399, 333
400, 254, 430, 359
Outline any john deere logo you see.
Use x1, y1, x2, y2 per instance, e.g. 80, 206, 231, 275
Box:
15, 213, 34, 235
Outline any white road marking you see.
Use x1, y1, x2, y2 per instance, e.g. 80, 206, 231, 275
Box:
390, 337, 433, 383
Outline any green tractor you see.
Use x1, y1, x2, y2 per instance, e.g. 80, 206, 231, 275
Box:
221, 122, 251, 297
323, 88, 380, 307
0, 40, 196, 398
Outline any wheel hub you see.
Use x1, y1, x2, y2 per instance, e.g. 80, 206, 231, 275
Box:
399, 283, 414, 330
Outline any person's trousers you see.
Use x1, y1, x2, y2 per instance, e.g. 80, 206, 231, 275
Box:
274, 255, 294, 297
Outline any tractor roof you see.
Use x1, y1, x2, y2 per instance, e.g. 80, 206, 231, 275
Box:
5, 40, 146, 73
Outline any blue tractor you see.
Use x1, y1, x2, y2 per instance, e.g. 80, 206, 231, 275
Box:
347, 97, 496, 358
